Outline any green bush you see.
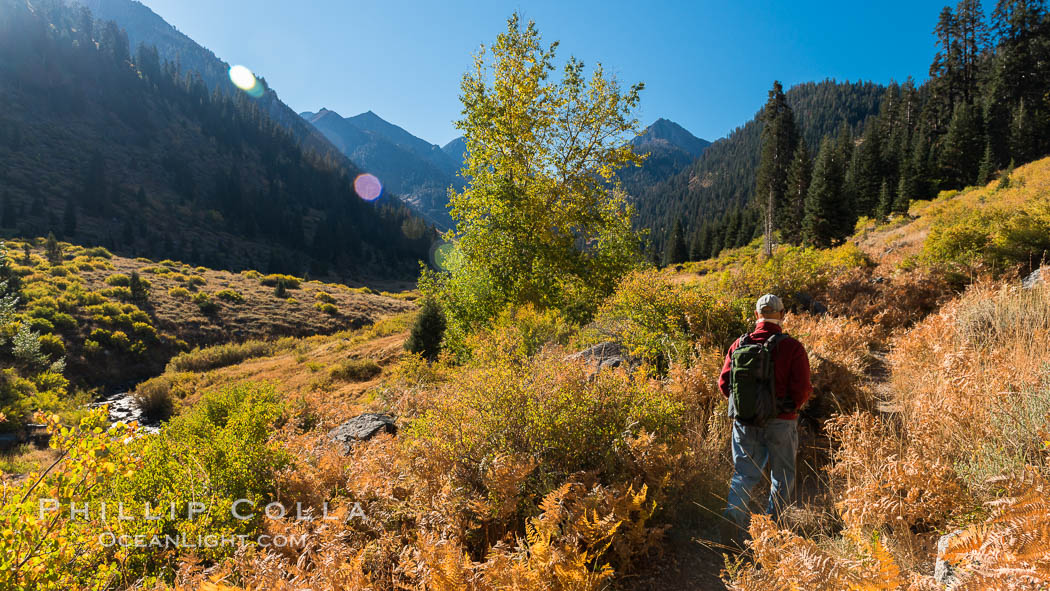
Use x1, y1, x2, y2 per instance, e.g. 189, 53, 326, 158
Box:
702, 243, 872, 303
105, 274, 130, 287
131, 377, 175, 422
314, 291, 336, 303
193, 292, 218, 314
314, 302, 338, 315
51, 312, 76, 331
101, 286, 132, 300
168, 286, 191, 299
260, 274, 300, 289
214, 288, 245, 303
596, 269, 747, 372
407, 350, 684, 495
405, 298, 448, 360
37, 333, 64, 358
330, 358, 382, 382
82, 246, 112, 258
109, 330, 130, 349
167, 340, 275, 373
924, 197, 1050, 270
187, 275, 206, 287
27, 317, 54, 334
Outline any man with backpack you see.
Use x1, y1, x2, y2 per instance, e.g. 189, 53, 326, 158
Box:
718, 293, 812, 544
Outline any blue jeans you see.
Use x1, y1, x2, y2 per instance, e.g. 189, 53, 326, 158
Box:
724, 418, 798, 532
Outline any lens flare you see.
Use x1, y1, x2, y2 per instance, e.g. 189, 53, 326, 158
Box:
354, 173, 383, 201
430, 241, 456, 271
229, 65, 264, 98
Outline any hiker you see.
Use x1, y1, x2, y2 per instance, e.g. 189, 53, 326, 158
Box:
718, 293, 812, 542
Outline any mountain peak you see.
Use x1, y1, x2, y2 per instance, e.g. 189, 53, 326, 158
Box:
632, 119, 710, 159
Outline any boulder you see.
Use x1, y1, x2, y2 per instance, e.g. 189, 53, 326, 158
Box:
329, 413, 397, 453
1022, 267, 1047, 289
934, 529, 964, 586
567, 341, 623, 364
566, 341, 633, 375
793, 292, 828, 315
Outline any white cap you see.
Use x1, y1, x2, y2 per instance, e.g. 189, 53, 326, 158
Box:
756, 293, 784, 313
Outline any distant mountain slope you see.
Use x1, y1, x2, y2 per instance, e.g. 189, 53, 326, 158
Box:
636, 80, 885, 245
301, 109, 461, 229
0, 0, 433, 278
442, 136, 468, 165
620, 118, 711, 209
71, 0, 346, 163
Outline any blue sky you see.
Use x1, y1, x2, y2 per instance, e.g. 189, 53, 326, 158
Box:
142, 0, 955, 146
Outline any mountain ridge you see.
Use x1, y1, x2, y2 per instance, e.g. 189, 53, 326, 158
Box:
301, 108, 462, 229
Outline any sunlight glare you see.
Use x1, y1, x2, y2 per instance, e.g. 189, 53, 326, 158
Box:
354, 173, 383, 201
229, 65, 263, 98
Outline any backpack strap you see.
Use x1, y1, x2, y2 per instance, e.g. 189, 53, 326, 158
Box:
765, 332, 788, 352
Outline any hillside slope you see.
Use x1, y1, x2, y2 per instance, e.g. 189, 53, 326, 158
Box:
2, 234, 414, 389
0, 0, 434, 279
71, 0, 351, 169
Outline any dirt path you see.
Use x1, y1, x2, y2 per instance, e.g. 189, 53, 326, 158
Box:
618, 526, 728, 591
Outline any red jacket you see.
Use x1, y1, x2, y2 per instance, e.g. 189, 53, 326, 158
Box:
718, 321, 812, 420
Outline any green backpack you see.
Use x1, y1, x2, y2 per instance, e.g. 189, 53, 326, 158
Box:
728, 332, 788, 426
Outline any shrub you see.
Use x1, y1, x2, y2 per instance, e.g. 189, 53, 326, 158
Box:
131, 376, 175, 422
50, 312, 76, 330
407, 349, 685, 497
167, 340, 275, 372
109, 330, 130, 349
702, 243, 872, 304
924, 196, 1050, 271
27, 316, 54, 334
105, 273, 130, 286
240, 269, 262, 279
101, 286, 132, 300
215, 288, 245, 303
168, 286, 191, 299
37, 333, 64, 358
314, 302, 338, 315
595, 269, 747, 372
193, 291, 218, 314
261, 274, 301, 289
187, 275, 206, 287
330, 358, 382, 382
82, 246, 112, 258
0, 385, 289, 587
314, 290, 336, 303
405, 298, 446, 360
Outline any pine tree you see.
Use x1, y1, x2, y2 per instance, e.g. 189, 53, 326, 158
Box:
876, 179, 893, 219
129, 271, 150, 304
44, 232, 62, 265
722, 210, 741, 252
755, 81, 800, 257
977, 141, 997, 185
1009, 98, 1039, 163
846, 125, 884, 217
955, 0, 990, 102
803, 137, 851, 247
782, 142, 811, 244
405, 298, 446, 361
894, 170, 912, 214
663, 219, 688, 266
940, 102, 984, 187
